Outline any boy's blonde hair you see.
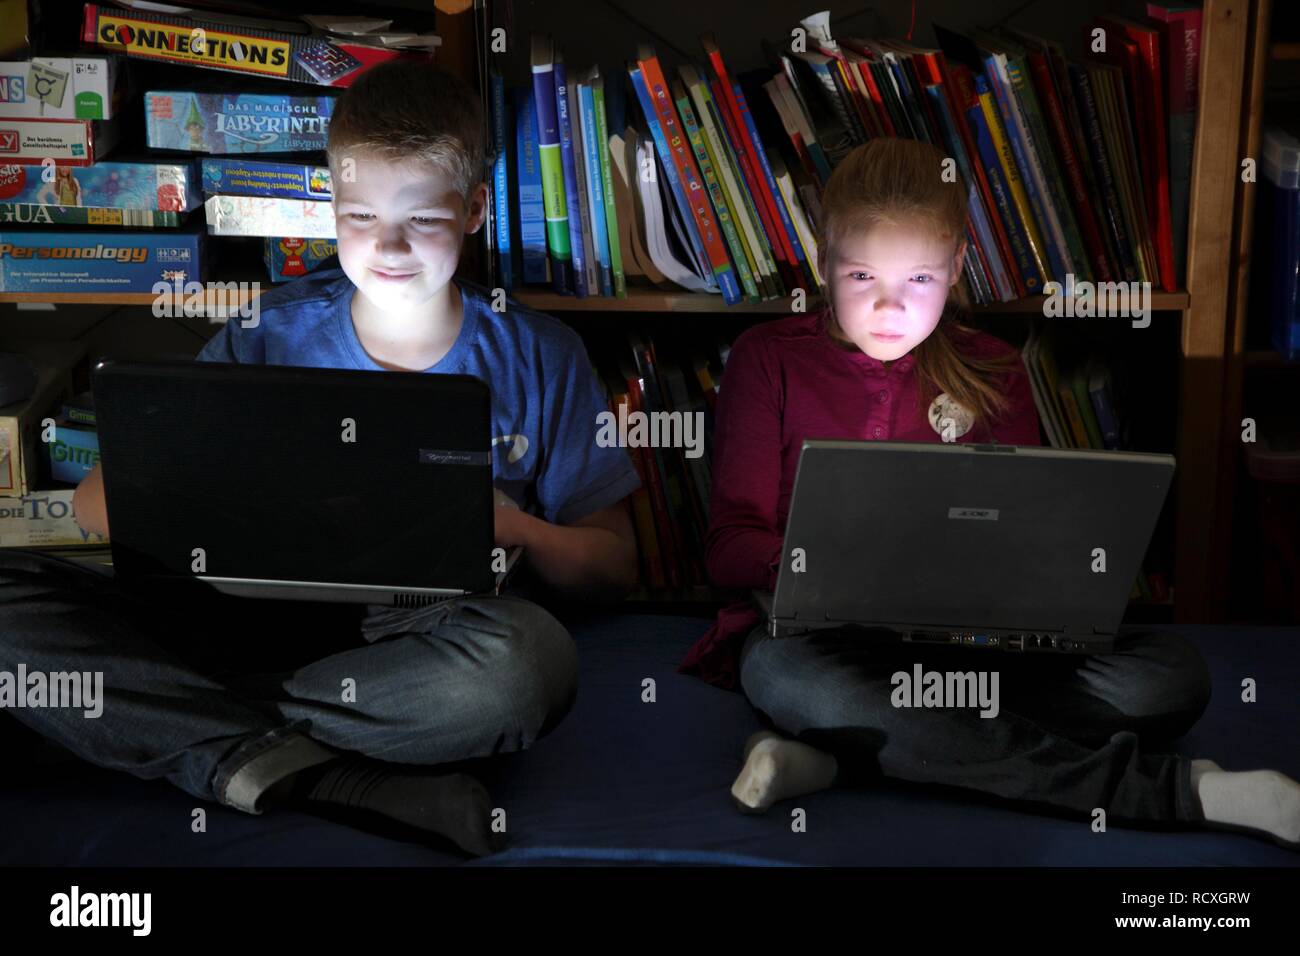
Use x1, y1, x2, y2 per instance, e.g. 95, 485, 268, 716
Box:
819, 138, 1018, 427
327, 61, 485, 201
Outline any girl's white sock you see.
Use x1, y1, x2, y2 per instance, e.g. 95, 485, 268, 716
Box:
730, 731, 838, 813
1192, 758, 1300, 846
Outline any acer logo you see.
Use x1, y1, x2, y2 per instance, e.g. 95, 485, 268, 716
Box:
948, 508, 999, 521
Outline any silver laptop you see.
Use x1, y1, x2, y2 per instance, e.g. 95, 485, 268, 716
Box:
756, 440, 1175, 654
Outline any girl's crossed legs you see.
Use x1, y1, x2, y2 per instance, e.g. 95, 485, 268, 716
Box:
735, 624, 1300, 848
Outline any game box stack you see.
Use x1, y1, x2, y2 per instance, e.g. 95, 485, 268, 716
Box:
0, 2, 441, 299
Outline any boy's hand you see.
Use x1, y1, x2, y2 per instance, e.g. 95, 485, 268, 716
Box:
493, 503, 527, 549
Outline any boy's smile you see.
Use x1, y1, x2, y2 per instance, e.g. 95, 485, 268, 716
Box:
332, 153, 486, 326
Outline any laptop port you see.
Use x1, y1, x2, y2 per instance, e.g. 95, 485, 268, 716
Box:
1007, 636, 1023, 651
973, 634, 989, 645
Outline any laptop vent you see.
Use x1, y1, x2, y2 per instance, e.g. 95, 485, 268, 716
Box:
393, 593, 446, 609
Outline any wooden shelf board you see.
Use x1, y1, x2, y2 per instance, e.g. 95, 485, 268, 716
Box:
1271, 42, 1300, 60
512, 289, 1190, 315
0, 280, 1189, 314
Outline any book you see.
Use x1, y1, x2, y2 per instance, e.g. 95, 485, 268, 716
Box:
702, 33, 798, 291
554, 52, 591, 297
975, 73, 1051, 286
577, 76, 614, 297
530, 36, 573, 293
489, 71, 513, 291
682, 62, 779, 298
1097, 16, 1177, 291
513, 86, 549, 285
1147, 2, 1202, 282
634, 46, 740, 303
674, 78, 759, 301
1069, 64, 1140, 282
589, 67, 627, 297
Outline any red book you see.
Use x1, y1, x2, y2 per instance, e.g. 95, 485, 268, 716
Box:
623, 366, 682, 588
702, 33, 800, 290
609, 390, 666, 589
1097, 15, 1176, 291
636, 46, 742, 303
943, 61, 1026, 297
1025, 51, 1116, 281
841, 42, 896, 136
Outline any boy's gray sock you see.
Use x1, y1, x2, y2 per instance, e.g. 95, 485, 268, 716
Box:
284, 755, 501, 857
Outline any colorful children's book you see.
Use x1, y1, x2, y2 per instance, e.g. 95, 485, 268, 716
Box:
554, 52, 590, 297
513, 86, 549, 285
529, 35, 572, 293
577, 75, 614, 297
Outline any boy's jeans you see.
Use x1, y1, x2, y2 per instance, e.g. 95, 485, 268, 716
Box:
0, 550, 577, 813
739, 623, 1212, 825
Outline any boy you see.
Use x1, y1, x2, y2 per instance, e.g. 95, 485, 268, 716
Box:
0, 63, 640, 857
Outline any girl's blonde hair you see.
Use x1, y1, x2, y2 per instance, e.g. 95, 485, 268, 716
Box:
817, 138, 1018, 426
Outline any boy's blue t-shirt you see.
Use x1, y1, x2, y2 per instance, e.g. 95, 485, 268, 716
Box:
197, 268, 640, 526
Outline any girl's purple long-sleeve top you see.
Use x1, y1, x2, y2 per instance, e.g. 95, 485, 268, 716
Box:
679, 309, 1042, 689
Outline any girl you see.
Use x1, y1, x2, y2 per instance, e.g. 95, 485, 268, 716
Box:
679, 137, 1300, 850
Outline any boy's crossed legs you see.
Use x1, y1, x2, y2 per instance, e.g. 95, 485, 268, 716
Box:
0, 550, 577, 857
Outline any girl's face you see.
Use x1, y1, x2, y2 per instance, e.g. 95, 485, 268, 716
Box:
822, 221, 965, 362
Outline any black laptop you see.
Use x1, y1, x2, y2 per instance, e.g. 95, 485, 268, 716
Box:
755, 440, 1175, 654
91, 358, 521, 607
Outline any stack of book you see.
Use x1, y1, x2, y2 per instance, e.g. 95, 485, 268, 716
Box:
594, 331, 731, 589
488, 32, 823, 304
486, 6, 1202, 306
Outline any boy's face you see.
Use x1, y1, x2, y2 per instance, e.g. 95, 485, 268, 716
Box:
821, 221, 964, 362
333, 153, 487, 314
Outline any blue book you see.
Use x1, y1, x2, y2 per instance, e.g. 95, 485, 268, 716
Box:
578, 80, 614, 297
965, 84, 1043, 294
627, 63, 716, 290
982, 56, 1068, 282
925, 84, 1010, 301
733, 81, 812, 289
490, 72, 513, 291
514, 88, 549, 285
530, 35, 572, 294
553, 54, 589, 298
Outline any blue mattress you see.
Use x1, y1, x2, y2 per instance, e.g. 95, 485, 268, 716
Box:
1, 613, 1297, 866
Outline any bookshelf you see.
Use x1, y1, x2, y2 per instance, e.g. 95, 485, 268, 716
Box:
0, 0, 1256, 623
440, 0, 1255, 622
1217, 0, 1297, 621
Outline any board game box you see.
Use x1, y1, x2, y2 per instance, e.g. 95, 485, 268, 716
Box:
0, 159, 201, 211
0, 227, 206, 292
145, 90, 335, 154
0, 56, 130, 120
0, 115, 122, 166
0, 489, 107, 548
83, 4, 435, 88
205, 195, 335, 237
0, 204, 184, 227
263, 236, 337, 281
202, 159, 332, 200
